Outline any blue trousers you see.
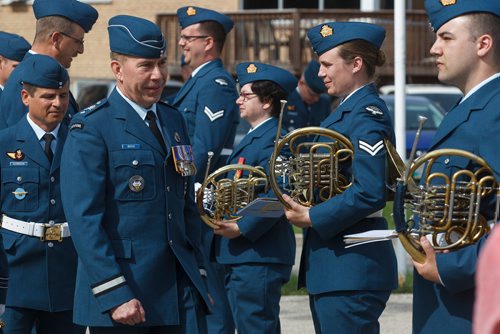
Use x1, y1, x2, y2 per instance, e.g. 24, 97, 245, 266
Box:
3, 307, 84, 334
224, 263, 291, 334
309, 290, 391, 334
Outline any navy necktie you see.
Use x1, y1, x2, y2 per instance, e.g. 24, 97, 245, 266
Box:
42, 133, 54, 163
145, 111, 167, 154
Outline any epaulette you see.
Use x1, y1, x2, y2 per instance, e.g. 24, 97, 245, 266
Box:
79, 98, 108, 117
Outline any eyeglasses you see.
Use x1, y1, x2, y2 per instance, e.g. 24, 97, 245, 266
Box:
59, 31, 84, 46
179, 35, 209, 43
238, 91, 258, 102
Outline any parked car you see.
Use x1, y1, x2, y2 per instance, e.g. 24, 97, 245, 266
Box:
381, 95, 444, 159
379, 84, 462, 113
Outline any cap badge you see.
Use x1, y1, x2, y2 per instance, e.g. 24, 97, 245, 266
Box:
439, 0, 456, 6
320, 24, 333, 38
7, 149, 24, 161
187, 7, 196, 16
246, 63, 257, 74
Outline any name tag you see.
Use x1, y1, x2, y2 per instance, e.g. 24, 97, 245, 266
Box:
121, 144, 141, 149
9, 161, 28, 166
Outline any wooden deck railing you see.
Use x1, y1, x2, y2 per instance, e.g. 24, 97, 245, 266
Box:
157, 9, 437, 82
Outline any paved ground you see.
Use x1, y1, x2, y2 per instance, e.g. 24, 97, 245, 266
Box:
280, 293, 413, 333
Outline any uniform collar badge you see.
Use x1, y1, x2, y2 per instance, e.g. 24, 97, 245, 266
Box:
7, 149, 25, 161
246, 63, 257, 74
320, 24, 333, 38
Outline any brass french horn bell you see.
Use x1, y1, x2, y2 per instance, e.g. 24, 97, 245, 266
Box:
197, 152, 269, 229
393, 117, 498, 263
269, 100, 355, 208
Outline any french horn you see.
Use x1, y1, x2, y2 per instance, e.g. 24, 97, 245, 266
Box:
393, 118, 499, 263
197, 152, 269, 229
269, 101, 355, 208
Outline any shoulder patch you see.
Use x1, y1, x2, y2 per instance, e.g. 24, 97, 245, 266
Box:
215, 78, 228, 86
80, 98, 108, 116
365, 105, 384, 117
70, 122, 84, 131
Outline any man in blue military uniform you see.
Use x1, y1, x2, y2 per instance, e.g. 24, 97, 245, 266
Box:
283, 22, 398, 333
0, 0, 98, 130
412, 1, 500, 333
60, 15, 210, 333
0, 54, 83, 334
282, 60, 332, 136
174, 7, 239, 334
0, 31, 30, 101
173, 6, 239, 181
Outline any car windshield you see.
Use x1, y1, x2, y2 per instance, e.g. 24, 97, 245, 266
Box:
383, 97, 444, 130
418, 93, 462, 113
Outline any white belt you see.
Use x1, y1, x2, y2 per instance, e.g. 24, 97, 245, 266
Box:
1, 215, 71, 241
367, 209, 383, 219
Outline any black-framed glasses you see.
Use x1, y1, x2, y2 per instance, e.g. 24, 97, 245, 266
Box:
59, 31, 84, 46
179, 35, 209, 43
238, 91, 258, 102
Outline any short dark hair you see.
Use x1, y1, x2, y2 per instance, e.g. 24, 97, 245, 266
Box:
34, 16, 75, 44
337, 39, 386, 79
22, 83, 38, 96
198, 20, 226, 54
250, 80, 288, 118
467, 13, 500, 59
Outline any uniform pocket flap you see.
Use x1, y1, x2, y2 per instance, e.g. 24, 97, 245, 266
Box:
1, 168, 39, 184
110, 150, 155, 168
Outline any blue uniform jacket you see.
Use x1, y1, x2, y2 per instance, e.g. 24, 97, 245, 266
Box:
0, 53, 78, 130
412, 76, 500, 334
172, 59, 239, 182
298, 83, 398, 294
0, 117, 78, 311
283, 89, 331, 133
214, 118, 296, 265
60, 89, 210, 326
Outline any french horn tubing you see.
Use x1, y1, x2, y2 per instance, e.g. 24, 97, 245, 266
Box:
393, 118, 499, 263
269, 100, 355, 209
197, 152, 269, 229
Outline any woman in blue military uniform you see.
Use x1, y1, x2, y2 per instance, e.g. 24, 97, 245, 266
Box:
282, 22, 398, 333
212, 62, 297, 334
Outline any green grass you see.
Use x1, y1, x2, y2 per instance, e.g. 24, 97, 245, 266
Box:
282, 274, 308, 296
282, 271, 413, 296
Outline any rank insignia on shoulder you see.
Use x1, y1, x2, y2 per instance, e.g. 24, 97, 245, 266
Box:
172, 145, 196, 177
215, 78, 228, 86
204, 106, 224, 122
128, 175, 145, 192
7, 149, 24, 161
365, 105, 383, 116
70, 123, 84, 131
